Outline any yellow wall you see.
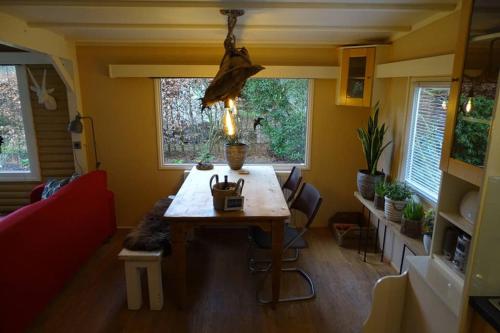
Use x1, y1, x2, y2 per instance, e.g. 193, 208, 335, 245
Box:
76, 45, 368, 227
379, 10, 461, 180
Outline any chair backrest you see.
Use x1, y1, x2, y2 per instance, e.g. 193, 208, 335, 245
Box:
282, 166, 302, 203
290, 183, 323, 228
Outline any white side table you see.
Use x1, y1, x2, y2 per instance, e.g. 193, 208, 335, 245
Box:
118, 248, 163, 310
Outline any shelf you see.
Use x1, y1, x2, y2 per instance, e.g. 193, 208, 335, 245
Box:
433, 254, 465, 286
407, 256, 463, 317
354, 192, 425, 255
439, 211, 475, 235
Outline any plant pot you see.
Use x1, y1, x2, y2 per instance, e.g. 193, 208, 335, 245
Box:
423, 234, 432, 255
374, 193, 385, 210
224, 143, 248, 170
400, 217, 422, 239
357, 170, 385, 200
384, 196, 407, 222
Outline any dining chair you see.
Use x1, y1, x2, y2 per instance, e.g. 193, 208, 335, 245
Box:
282, 166, 302, 204
249, 183, 323, 303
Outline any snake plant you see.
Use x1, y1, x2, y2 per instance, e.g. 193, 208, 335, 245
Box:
357, 102, 391, 176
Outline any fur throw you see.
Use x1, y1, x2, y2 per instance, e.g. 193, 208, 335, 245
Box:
123, 196, 173, 255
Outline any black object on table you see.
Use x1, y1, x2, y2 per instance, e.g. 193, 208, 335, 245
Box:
470, 296, 500, 332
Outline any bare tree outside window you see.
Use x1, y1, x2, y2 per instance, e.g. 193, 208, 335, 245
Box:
0, 66, 30, 173
159, 78, 310, 165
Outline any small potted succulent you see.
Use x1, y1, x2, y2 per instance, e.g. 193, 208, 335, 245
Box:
356, 102, 392, 200
222, 103, 248, 170
384, 182, 412, 222
401, 199, 424, 238
422, 209, 435, 254
374, 180, 389, 210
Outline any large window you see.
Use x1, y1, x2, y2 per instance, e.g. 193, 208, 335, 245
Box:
404, 83, 450, 202
0, 65, 40, 181
157, 78, 311, 167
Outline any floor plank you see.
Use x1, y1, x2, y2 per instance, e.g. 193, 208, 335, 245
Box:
30, 228, 395, 333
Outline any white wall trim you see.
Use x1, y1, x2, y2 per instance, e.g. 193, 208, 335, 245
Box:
109, 64, 339, 79
375, 54, 454, 78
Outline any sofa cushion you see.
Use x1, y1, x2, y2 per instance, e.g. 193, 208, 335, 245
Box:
41, 178, 70, 199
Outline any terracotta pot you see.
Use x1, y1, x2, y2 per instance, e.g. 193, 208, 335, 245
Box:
400, 217, 422, 239
374, 193, 385, 210
357, 170, 385, 200
224, 143, 248, 170
384, 196, 407, 222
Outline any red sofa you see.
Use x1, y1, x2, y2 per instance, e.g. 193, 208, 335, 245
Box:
0, 171, 116, 333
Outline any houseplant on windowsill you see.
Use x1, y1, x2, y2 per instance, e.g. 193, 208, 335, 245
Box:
384, 182, 412, 222
400, 199, 424, 238
357, 102, 391, 200
422, 209, 435, 254
223, 100, 248, 170
374, 180, 389, 210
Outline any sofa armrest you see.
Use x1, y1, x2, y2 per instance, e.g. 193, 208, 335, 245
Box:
30, 184, 45, 203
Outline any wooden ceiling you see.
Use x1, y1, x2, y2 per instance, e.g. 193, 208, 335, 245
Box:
0, 0, 460, 46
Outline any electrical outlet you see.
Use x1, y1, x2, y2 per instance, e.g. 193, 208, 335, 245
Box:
72, 141, 81, 149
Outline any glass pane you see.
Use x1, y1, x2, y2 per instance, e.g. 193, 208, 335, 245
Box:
0, 66, 30, 173
159, 78, 309, 165
451, 0, 500, 167
347, 56, 366, 98
406, 86, 450, 201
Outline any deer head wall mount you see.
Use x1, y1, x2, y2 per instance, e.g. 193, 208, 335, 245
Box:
26, 67, 57, 111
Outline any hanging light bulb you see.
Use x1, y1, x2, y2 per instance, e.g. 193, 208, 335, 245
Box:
442, 100, 448, 110
223, 101, 236, 137
465, 97, 473, 113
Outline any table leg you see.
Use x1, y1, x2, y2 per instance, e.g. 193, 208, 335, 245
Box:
381, 225, 387, 262
374, 219, 380, 253
171, 222, 187, 309
271, 220, 284, 307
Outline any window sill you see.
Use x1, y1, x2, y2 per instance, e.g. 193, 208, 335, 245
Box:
0, 173, 41, 182
159, 163, 309, 172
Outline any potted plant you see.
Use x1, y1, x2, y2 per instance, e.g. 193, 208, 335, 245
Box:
374, 180, 389, 210
400, 199, 424, 238
384, 182, 412, 222
357, 102, 391, 200
222, 105, 248, 170
422, 209, 435, 254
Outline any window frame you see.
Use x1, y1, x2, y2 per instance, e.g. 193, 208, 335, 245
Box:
154, 78, 314, 171
400, 79, 450, 204
0, 65, 41, 182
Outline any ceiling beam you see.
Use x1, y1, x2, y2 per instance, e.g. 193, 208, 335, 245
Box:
28, 22, 411, 33
0, 1, 458, 11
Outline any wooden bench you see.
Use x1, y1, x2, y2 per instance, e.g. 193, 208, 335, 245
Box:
118, 248, 163, 310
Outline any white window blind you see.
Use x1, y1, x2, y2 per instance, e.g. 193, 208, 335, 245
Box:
405, 84, 450, 202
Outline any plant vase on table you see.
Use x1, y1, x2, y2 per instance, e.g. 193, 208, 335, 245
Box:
222, 100, 248, 170
374, 180, 389, 210
422, 209, 435, 254
384, 182, 412, 222
357, 102, 391, 200
400, 199, 424, 238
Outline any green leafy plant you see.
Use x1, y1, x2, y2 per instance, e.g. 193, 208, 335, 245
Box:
357, 102, 392, 176
385, 182, 412, 201
402, 200, 425, 221
422, 209, 436, 235
375, 180, 389, 197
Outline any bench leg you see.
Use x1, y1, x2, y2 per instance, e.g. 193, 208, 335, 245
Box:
124, 263, 142, 310
146, 261, 164, 310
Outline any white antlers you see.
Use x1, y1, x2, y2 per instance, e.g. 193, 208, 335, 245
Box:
26, 67, 57, 110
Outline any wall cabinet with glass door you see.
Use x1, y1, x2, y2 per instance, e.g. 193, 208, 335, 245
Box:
337, 47, 375, 107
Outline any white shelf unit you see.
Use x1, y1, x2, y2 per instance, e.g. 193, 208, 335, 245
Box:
438, 211, 474, 236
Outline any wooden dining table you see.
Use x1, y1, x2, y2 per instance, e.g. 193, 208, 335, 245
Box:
164, 165, 290, 308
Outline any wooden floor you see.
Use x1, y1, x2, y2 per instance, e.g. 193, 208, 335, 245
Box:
30, 228, 395, 333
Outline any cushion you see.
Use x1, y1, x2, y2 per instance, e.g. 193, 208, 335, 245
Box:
41, 178, 70, 199
123, 196, 173, 255
251, 225, 308, 249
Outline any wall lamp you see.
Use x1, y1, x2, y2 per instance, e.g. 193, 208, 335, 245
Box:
68, 113, 101, 169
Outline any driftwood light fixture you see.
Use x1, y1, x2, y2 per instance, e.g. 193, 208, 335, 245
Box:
201, 9, 264, 109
